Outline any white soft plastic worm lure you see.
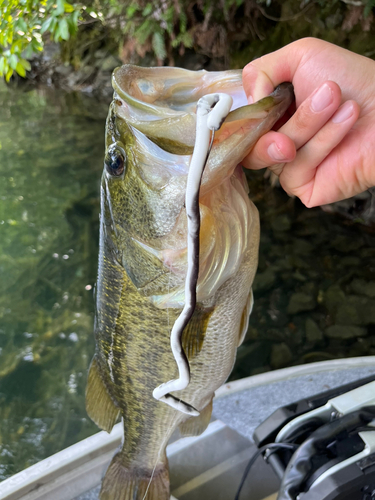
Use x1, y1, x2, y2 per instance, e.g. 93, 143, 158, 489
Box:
153, 93, 233, 416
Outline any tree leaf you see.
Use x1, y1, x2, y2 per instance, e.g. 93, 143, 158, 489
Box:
72, 10, 80, 24
58, 18, 69, 40
152, 32, 166, 60
5, 67, 13, 82
142, 3, 152, 16
9, 53, 18, 70
56, 0, 65, 16
54, 25, 61, 42
64, 2, 74, 13
19, 58, 31, 71
364, 0, 375, 17
126, 5, 138, 18
24, 44, 35, 59
16, 61, 26, 77
16, 19, 28, 32
41, 17, 53, 34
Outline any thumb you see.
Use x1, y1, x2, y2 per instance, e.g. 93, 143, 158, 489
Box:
243, 41, 304, 102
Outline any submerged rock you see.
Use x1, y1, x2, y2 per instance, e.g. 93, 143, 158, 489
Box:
305, 318, 324, 343
323, 284, 346, 315
270, 342, 293, 369
253, 268, 276, 293
335, 295, 375, 326
271, 214, 291, 232
331, 234, 364, 253
287, 292, 316, 315
350, 279, 375, 299
325, 325, 367, 339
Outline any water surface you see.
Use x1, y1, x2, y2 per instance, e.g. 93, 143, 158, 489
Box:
0, 83, 107, 479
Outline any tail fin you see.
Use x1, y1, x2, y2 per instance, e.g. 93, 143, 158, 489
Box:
100, 451, 170, 500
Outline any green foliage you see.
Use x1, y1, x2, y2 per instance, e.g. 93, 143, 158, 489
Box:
1, 0, 375, 81
365, 0, 375, 17
0, 0, 82, 81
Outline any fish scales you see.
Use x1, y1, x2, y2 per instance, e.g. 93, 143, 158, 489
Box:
85, 65, 294, 500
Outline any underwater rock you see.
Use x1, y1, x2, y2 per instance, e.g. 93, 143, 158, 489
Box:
253, 268, 276, 293
287, 292, 316, 315
350, 279, 375, 299
270, 342, 293, 369
335, 295, 375, 326
338, 256, 361, 268
305, 318, 324, 343
292, 238, 314, 255
347, 338, 373, 357
323, 284, 346, 315
325, 324, 367, 339
330, 234, 364, 253
271, 214, 291, 232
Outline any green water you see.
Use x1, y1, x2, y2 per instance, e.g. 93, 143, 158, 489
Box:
0, 83, 375, 481
0, 83, 108, 479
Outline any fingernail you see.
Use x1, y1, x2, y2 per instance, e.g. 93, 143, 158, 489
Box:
332, 102, 354, 123
247, 95, 254, 104
311, 83, 333, 112
267, 142, 286, 161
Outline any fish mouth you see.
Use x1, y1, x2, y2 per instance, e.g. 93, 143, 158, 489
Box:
112, 65, 247, 154
112, 65, 246, 114
112, 65, 294, 158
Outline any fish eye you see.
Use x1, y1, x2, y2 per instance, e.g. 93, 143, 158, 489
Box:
105, 145, 126, 177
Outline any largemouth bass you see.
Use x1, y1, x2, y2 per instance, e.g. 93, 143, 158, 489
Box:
86, 65, 294, 500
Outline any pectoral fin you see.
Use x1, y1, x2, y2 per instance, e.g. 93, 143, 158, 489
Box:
181, 306, 214, 359
238, 289, 254, 347
86, 356, 120, 433
178, 397, 213, 437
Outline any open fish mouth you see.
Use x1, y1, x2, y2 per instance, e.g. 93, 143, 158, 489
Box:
112, 64, 293, 167
112, 65, 248, 154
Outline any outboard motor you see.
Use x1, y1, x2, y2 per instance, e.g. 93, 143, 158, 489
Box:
237, 375, 375, 500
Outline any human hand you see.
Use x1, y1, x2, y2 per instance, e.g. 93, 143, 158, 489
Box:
242, 37, 375, 207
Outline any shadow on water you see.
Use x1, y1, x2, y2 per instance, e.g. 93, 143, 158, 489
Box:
0, 81, 375, 481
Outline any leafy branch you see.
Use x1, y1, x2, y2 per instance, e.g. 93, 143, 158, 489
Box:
0, 0, 82, 81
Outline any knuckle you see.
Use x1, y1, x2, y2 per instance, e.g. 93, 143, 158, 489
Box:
242, 62, 253, 77
291, 104, 311, 133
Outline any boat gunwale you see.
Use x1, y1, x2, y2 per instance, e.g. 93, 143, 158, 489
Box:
2, 357, 375, 500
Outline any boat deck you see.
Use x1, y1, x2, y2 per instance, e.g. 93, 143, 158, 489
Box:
2, 358, 375, 500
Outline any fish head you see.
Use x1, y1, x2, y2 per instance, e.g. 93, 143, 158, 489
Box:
102, 65, 294, 306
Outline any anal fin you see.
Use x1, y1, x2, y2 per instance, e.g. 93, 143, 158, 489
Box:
86, 356, 120, 433
178, 397, 213, 437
